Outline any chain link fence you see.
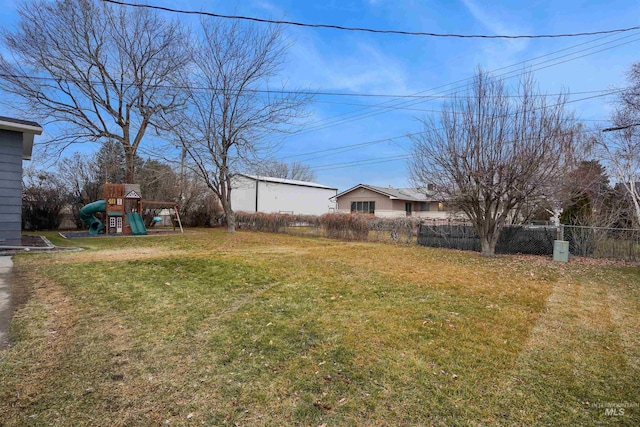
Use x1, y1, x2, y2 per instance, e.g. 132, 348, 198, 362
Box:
417, 221, 557, 255
562, 225, 640, 261
417, 221, 640, 261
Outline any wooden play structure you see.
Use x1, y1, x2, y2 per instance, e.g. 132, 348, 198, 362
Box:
80, 183, 183, 236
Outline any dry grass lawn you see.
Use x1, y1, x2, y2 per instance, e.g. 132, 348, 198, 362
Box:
0, 229, 638, 426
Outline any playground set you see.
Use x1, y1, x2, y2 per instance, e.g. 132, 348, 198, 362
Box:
79, 183, 183, 236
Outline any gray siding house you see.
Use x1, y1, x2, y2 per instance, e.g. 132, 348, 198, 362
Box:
0, 116, 42, 246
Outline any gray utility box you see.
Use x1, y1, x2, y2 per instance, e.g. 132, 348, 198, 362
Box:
553, 240, 569, 262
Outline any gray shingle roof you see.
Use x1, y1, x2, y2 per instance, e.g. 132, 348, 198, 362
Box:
0, 116, 41, 129
336, 184, 444, 201
367, 185, 428, 201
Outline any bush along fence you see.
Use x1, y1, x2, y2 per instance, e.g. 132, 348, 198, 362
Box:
417, 222, 558, 255
562, 225, 640, 261
234, 212, 419, 243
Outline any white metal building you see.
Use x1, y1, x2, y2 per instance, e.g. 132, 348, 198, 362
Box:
231, 174, 337, 216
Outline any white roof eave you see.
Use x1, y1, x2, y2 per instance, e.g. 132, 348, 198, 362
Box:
0, 118, 43, 161
22, 133, 34, 160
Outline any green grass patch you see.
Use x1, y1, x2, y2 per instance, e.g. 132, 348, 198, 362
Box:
1, 229, 639, 426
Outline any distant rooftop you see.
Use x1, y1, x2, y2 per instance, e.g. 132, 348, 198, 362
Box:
336, 183, 443, 201
367, 185, 429, 201
0, 116, 41, 129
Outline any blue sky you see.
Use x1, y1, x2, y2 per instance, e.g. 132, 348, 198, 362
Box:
2, 0, 640, 192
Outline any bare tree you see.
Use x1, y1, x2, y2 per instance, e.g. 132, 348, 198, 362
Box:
559, 160, 626, 228
22, 167, 69, 230
0, 0, 190, 182
58, 152, 101, 203
598, 127, 640, 227
137, 159, 179, 202
253, 159, 317, 182
178, 170, 224, 227
95, 140, 127, 184
596, 62, 640, 227
165, 19, 309, 232
409, 71, 575, 257
57, 152, 102, 227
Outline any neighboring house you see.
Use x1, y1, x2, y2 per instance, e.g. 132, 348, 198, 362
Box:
231, 174, 338, 216
0, 116, 42, 246
335, 184, 456, 219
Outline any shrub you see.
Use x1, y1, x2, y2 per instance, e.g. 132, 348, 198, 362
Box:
235, 212, 419, 243
22, 171, 68, 231
319, 213, 371, 240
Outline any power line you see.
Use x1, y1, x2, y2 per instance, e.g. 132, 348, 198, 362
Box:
308, 124, 609, 173
2, 20, 633, 143
269, 30, 638, 142
283, 90, 621, 164
296, 92, 621, 164
310, 88, 620, 112
2, 72, 613, 100
140, 120, 612, 175
0, 83, 619, 165
284, 33, 640, 137
280, 133, 422, 161
311, 155, 413, 172
306, 32, 627, 126
100, 0, 640, 40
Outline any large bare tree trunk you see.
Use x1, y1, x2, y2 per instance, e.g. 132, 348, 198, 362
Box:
218, 195, 236, 232
124, 146, 136, 184
226, 209, 236, 233
479, 231, 500, 257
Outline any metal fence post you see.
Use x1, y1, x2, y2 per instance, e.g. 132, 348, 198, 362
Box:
559, 224, 564, 241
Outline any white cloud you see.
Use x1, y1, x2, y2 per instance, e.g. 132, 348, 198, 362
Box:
461, 0, 518, 37
460, 0, 529, 65
251, 0, 282, 16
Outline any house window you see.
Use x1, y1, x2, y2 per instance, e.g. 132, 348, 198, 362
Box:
428, 202, 446, 211
109, 217, 116, 228
419, 202, 428, 211
351, 201, 375, 214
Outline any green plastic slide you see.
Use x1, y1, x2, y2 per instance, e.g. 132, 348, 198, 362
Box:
127, 212, 147, 235
79, 200, 106, 236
